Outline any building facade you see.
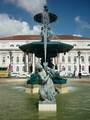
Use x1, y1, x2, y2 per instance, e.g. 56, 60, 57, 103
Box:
0, 35, 90, 77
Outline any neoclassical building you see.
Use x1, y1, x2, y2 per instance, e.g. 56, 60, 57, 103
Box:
0, 35, 90, 76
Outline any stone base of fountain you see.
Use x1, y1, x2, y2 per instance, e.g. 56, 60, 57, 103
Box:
25, 84, 69, 94
55, 84, 69, 94
25, 85, 39, 94
39, 102, 56, 111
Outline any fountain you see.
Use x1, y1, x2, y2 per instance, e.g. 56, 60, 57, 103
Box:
19, 5, 73, 84
19, 5, 73, 111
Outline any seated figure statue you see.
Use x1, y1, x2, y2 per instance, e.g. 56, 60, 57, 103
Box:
35, 64, 56, 103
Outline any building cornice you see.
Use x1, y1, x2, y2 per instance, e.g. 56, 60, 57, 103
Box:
0, 35, 90, 40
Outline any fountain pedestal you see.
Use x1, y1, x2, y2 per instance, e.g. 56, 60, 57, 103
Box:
39, 102, 56, 112
25, 84, 69, 94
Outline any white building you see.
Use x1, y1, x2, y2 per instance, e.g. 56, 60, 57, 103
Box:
0, 35, 90, 77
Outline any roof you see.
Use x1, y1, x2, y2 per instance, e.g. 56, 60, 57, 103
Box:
0, 35, 90, 40
0, 35, 40, 40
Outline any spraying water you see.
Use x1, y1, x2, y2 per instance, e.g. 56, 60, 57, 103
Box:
42, 6, 49, 64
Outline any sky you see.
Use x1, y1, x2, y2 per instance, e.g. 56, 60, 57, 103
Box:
0, 0, 90, 37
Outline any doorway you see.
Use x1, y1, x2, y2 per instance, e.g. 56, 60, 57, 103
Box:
88, 66, 90, 73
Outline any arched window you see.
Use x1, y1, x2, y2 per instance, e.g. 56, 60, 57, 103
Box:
62, 56, 65, 62
2, 57, 5, 63
16, 44, 20, 47
22, 56, 25, 63
22, 66, 26, 72
81, 56, 84, 62
82, 65, 85, 71
74, 65, 77, 71
68, 56, 71, 63
68, 65, 71, 71
74, 56, 77, 63
88, 56, 90, 63
87, 44, 90, 46
10, 44, 14, 47
16, 56, 19, 63
62, 66, 65, 71
16, 66, 19, 72
22, 66, 24, 72
73, 44, 76, 46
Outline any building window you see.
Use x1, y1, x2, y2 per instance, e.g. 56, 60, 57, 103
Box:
88, 56, 90, 63
73, 44, 77, 46
16, 44, 20, 47
82, 65, 85, 71
74, 56, 77, 63
68, 65, 71, 71
10, 44, 14, 47
22, 66, 26, 72
22, 66, 25, 72
68, 56, 71, 63
16, 56, 19, 63
62, 66, 65, 71
87, 44, 90, 46
74, 65, 77, 71
62, 56, 65, 63
22, 56, 25, 63
7, 56, 9, 58
81, 56, 84, 62
16, 66, 19, 72
2, 57, 5, 63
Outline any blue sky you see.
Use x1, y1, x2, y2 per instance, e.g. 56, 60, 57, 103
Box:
0, 0, 90, 37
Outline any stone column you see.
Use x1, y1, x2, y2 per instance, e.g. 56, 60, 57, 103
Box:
26, 54, 29, 73
85, 52, 89, 74
28, 53, 33, 73
57, 53, 60, 72
32, 53, 35, 73
9, 51, 13, 75
23, 52, 27, 72
54, 57, 57, 69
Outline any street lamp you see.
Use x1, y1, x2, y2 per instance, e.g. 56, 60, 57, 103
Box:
9, 51, 13, 77
77, 51, 81, 78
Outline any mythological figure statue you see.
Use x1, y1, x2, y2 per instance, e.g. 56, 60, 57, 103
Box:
35, 64, 56, 103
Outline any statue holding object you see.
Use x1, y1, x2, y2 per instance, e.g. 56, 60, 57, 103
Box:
35, 64, 56, 103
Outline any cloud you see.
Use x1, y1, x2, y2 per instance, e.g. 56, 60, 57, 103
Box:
75, 16, 90, 30
0, 13, 41, 35
4, 0, 47, 15
75, 16, 80, 22
73, 34, 82, 37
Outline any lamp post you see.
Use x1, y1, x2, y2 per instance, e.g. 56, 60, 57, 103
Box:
77, 51, 81, 78
9, 51, 12, 77
73, 61, 76, 78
